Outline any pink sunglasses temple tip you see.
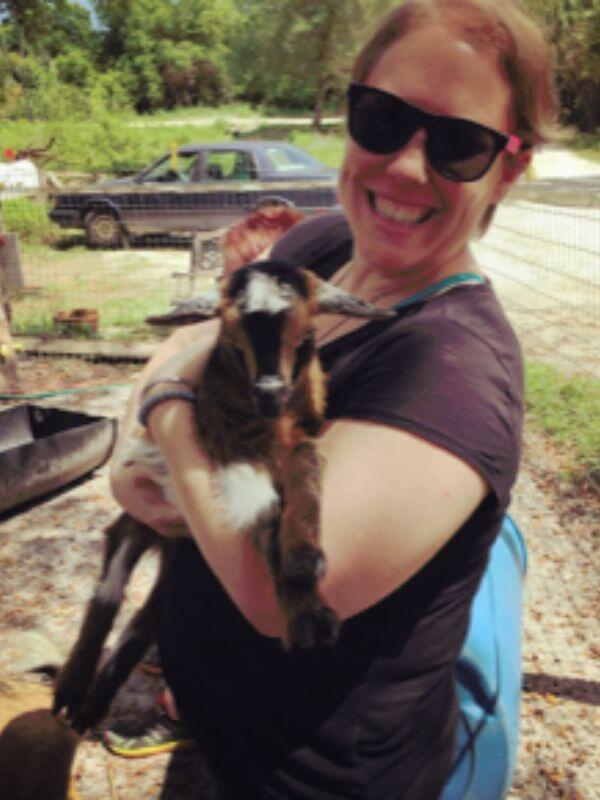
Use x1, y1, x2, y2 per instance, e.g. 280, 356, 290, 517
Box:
506, 134, 522, 156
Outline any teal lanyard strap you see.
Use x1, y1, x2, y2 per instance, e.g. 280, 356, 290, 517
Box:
392, 272, 484, 312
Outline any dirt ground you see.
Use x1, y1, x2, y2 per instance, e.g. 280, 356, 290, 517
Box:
0, 354, 598, 799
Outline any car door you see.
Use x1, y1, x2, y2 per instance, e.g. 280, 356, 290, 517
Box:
124, 151, 201, 236
185, 148, 262, 231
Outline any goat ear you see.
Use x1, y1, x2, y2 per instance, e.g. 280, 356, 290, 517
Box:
146, 287, 221, 326
316, 280, 396, 319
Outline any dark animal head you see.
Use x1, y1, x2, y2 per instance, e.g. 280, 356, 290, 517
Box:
147, 260, 394, 417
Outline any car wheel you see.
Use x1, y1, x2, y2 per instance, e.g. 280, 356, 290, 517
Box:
85, 211, 125, 249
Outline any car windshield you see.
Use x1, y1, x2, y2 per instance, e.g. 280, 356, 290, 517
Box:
263, 145, 325, 173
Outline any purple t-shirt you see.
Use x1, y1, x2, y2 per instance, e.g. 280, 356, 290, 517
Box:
158, 214, 524, 799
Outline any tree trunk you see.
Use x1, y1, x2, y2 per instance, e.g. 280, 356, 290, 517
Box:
312, 89, 325, 132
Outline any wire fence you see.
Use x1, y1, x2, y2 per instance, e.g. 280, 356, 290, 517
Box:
472, 181, 599, 380
1, 178, 599, 381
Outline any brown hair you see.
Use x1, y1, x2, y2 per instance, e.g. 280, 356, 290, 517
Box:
351, 0, 559, 148
221, 204, 306, 274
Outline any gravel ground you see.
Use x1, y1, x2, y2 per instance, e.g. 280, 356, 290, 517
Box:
0, 355, 598, 800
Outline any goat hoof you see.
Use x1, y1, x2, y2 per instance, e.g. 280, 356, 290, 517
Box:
53, 678, 87, 720
282, 544, 325, 589
69, 697, 106, 735
69, 713, 90, 736
287, 605, 341, 650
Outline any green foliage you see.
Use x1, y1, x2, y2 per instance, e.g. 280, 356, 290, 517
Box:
0, 111, 234, 173
229, 0, 394, 118
289, 129, 345, 167
0, 0, 98, 59
54, 47, 96, 88
523, 0, 600, 132
94, 0, 237, 112
1, 1, 598, 130
0, 111, 343, 176
525, 361, 600, 481
1, 196, 60, 243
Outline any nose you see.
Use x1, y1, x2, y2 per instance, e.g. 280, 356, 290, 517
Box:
385, 129, 429, 184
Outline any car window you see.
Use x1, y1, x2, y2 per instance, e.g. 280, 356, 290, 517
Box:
263, 145, 322, 173
142, 153, 199, 183
203, 150, 256, 181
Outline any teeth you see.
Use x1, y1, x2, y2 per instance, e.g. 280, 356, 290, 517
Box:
372, 194, 432, 224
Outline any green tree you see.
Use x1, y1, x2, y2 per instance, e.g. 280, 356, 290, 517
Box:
94, 0, 237, 111
524, 0, 600, 131
0, 0, 97, 57
230, 0, 394, 123
55, 47, 96, 88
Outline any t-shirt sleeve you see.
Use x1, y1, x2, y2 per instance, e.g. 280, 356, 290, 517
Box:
325, 318, 523, 506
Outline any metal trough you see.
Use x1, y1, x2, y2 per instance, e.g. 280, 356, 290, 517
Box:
0, 404, 117, 515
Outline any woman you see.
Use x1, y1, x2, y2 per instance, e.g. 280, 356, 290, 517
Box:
110, 1, 557, 796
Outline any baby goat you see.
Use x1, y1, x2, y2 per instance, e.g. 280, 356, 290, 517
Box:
53, 259, 394, 734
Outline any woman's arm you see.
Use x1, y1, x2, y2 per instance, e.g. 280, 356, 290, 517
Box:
142, 390, 487, 637
109, 320, 219, 536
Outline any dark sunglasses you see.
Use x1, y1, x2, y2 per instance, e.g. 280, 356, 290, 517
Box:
347, 83, 522, 183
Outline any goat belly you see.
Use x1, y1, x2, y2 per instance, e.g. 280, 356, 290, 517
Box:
121, 434, 178, 505
214, 462, 279, 532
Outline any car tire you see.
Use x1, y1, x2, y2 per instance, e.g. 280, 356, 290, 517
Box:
85, 211, 125, 249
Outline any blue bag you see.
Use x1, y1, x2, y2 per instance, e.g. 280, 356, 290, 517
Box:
440, 514, 528, 800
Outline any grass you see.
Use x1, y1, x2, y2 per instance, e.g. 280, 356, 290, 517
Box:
289, 129, 345, 168
567, 133, 600, 164
9, 243, 187, 342
0, 106, 347, 175
525, 361, 600, 483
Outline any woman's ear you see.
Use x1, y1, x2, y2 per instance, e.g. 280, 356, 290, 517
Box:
492, 148, 533, 204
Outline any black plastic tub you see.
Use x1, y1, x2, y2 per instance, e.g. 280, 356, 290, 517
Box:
0, 404, 117, 515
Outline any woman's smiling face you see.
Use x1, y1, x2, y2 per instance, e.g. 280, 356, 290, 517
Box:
338, 23, 518, 279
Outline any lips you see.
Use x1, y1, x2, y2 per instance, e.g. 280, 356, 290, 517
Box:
368, 191, 435, 225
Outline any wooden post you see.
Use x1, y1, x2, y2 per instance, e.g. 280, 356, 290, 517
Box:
0, 211, 21, 393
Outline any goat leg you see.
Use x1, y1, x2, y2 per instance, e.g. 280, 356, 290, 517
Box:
69, 563, 168, 735
53, 514, 158, 721
273, 440, 340, 649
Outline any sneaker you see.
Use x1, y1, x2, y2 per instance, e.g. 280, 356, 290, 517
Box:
103, 716, 196, 758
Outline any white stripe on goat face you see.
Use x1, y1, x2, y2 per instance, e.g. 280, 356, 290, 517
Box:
244, 271, 294, 315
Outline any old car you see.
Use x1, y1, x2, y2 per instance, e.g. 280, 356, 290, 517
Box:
49, 141, 339, 248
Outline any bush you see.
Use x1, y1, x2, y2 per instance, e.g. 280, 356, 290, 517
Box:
1, 196, 60, 244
